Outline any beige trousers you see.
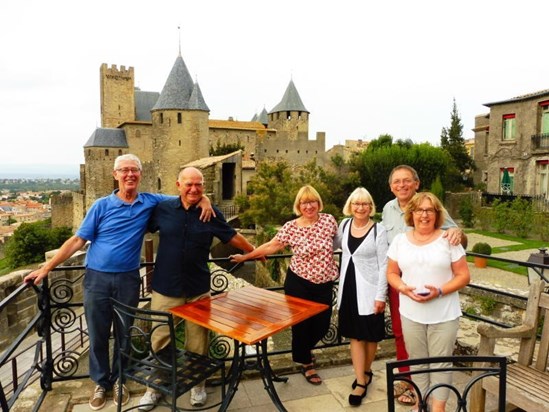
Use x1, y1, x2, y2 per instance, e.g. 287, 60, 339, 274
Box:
150, 290, 211, 390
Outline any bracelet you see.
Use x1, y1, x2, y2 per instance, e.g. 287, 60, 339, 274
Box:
437, 287, 443, 298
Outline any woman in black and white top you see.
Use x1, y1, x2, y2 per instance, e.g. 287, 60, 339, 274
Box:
335, 187, 388, 407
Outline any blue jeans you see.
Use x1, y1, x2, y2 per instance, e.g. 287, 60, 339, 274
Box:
83, 268, 140, 389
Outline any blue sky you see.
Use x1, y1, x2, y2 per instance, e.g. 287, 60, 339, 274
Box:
1, 0, 547, 176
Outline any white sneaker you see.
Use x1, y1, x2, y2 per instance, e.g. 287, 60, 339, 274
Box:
138, 389, 162, 411
190, 386, 207, 407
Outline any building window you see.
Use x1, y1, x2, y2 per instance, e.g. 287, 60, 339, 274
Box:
499, 167, 514, 194
537, 160, 549, 197
160, 113, 164, 124
540, 101, 549, 135
177, 113, 182, 124
502, 114, 516, 140
105, 149, 109, 156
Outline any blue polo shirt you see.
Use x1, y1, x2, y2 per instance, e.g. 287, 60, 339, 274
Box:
148, 197, 237, 298
76, 191, 170, 272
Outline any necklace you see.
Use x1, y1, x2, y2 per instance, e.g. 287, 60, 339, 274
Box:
352, 219, 370, 230
412, 230, 435, 242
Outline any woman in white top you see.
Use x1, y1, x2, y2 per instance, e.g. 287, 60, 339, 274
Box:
386, 192, 470, 412
335, 187, 388, 407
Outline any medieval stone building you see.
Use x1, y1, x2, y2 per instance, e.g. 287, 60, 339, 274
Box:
53, 52, 328, 230
473, 89, 549, 197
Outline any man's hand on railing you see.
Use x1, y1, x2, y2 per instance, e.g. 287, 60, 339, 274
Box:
23, 268, 49, 285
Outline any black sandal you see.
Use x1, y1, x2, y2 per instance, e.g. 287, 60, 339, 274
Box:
301, 364, 322, 385
349, 382, 367, 406
352, 370, 373, 390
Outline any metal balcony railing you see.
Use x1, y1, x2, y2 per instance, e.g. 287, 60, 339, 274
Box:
1, 250, 548, 411
531, 132, 549, 150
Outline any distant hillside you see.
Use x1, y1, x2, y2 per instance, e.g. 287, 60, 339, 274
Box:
0, 164, 79, 179
0, 178, 80, 191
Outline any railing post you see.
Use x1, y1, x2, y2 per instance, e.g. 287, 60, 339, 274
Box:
38, 278, 53, 391
145, 239, 154, 293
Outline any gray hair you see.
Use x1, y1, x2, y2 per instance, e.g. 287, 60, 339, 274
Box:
114, 154, 142, 171
342, 187, 376, 216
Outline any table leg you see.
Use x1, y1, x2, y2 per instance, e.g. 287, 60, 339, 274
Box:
218, 340, 246, 412
218, 339, 289, 412
256, 339, 288, 412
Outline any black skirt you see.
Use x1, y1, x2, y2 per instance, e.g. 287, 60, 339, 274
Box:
338, 229, 385, 342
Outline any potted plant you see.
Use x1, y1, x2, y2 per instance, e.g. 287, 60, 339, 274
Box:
471, 242, 492, 268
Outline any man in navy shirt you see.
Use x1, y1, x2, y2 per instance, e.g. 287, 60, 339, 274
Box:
138, 167, 255, 411
24, 155, 213, 410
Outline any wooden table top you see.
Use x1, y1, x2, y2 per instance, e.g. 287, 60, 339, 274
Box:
169, 286, 330, 345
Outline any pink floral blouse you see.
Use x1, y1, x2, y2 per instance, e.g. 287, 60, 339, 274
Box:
275, 213, 339, 284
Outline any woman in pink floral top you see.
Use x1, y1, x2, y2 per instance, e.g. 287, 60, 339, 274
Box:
231, 185, 338, 385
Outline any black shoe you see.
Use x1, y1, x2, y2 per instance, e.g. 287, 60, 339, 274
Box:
352, 370, 373, 390
349, 382, 367, 406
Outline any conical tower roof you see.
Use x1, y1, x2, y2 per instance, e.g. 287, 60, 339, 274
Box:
188, 82, 209, 111
152, 55, 198, 110
269, 80, 309, 114
257, 107, 269, 125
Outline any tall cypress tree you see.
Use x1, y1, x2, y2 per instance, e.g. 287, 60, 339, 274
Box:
440, 99, 475, 189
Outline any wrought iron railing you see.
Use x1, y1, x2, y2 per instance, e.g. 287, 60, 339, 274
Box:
1, 251, 548, 410
531, 132, 549, 150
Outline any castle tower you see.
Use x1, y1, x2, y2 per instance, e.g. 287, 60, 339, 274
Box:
100, 64, 135, 128
151, 54, 210, 193
268, 80, 309, 140
83, 128, 129, 209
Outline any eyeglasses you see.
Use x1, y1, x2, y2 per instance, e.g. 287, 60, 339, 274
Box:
351, 202, 371, 208
391, 178, 415, 186
299, 201, 317, 207
413, 208, 436, 216
116, 168, 141, 174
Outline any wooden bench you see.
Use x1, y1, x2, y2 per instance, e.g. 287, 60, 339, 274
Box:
471, 280, 549, 412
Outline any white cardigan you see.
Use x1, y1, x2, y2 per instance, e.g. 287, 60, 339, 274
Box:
335, 218, 388, 315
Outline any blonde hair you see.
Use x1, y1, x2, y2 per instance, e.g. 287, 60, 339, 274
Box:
404, 192, 446, 229
342, 187, 376, 216
292, 185, 324, 215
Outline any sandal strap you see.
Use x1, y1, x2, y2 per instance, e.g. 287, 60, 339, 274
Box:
302, 364, 315, 372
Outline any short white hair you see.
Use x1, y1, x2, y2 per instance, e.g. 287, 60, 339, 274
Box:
114, 154, 142, 170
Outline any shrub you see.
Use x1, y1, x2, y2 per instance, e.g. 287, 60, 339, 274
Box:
509, 196, 534, 238
458, 196, 475, 228
471, 242, 492, 255
475, 207, 492, 231
492, 199, 509, 233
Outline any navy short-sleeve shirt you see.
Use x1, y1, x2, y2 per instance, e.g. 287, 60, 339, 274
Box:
148, 198, 236, 297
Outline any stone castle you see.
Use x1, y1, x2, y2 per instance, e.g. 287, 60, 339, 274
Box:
53, 51, 328, 230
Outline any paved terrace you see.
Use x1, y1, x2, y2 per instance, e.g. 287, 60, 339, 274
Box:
11, 233, 534, 411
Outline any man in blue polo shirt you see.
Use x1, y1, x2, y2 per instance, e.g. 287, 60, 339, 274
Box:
138, 166, 255, 411
24, 154, 212, 410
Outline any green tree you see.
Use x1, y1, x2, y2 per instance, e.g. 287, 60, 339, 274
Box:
235, 159, 351, 227
4, 219, 71, 268
430, 175, 445, 201
209, 140, 244, 156
440, 99, 475, 190
350, 138, 451, 207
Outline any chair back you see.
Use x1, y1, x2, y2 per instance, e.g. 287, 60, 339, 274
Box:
111, 298, 225, 411
386, 355, 506, 412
